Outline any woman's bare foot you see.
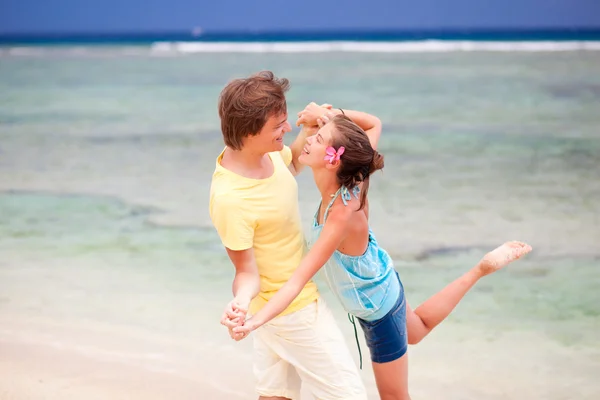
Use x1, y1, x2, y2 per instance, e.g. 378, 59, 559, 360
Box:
477, 241, 532, 277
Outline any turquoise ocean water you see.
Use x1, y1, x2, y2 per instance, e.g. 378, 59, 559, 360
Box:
0, 32, 599, 398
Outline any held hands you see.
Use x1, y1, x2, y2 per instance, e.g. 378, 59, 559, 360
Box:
296, 102, 336, 128
231, 318, 259, 341
220, 296, 262, 342
220, 296, 250, 341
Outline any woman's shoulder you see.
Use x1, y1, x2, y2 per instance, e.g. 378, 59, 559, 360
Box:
329, 195, 363, 222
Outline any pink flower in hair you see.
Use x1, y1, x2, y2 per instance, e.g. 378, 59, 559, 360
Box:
324, 146, 345, 164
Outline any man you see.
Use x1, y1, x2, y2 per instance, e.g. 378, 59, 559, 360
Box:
209, 71, 367, 400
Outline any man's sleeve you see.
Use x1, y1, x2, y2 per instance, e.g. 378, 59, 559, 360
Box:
279, 145, 292, 167
209, 194, 255, 251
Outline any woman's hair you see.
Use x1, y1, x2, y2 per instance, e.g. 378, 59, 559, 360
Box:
329, 115, 385, 210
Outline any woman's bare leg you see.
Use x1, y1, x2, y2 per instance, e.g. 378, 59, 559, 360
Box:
259, 397, 290, 400
372, 353, 411, 400
406, 241, 532, 344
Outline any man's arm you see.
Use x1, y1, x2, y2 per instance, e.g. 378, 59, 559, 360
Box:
287, 125, 314, 176
209, 193, 259, 326
220, 247, 260, 336
226, 247, 260, 304
288, 103, 332, 176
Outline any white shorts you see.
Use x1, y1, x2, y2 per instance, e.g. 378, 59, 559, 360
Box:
252, 298, 367, 400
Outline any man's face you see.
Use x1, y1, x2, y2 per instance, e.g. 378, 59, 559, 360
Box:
247, 112, 292, 153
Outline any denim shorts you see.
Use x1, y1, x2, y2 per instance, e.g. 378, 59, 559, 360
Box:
357, 292, 407, 364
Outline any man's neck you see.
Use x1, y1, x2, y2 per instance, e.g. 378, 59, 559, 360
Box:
224, 146, 267, 169
221, 146, 273, 180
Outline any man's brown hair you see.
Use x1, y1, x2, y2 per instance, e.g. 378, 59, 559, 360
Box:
218, 71, 290, 150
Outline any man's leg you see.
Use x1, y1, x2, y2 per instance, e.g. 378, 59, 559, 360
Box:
262, 299, 368, 400
253, 326, 302, 400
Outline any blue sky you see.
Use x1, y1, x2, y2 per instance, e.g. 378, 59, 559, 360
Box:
1, 0, 599, 34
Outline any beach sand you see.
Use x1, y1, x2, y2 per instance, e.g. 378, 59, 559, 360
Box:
0, 316, 254, 400
1, 310, 599, 400
1, 341, 229, 400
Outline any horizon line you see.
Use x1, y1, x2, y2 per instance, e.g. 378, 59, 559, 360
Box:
2, 26, 600, 37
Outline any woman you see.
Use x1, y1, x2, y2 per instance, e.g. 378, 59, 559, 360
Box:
230, 102, 532, 400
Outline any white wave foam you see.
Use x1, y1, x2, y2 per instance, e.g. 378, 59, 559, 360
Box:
2, 40, 600, 58
151, 40, 600, 54
1, 45, 155, 57
5, 46, 47, 56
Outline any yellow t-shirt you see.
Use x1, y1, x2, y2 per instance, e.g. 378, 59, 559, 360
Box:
209, 146, 319, 316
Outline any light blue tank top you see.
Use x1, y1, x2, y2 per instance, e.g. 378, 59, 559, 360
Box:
309, 186, 401, 322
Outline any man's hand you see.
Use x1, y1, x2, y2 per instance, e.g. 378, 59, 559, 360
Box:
302, 124, 319, 137
296, 102, 334, 127
221, 297, 249, 326
288, 103, 331, 176
220, 296, 250, 340
231, 318, 260, 341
